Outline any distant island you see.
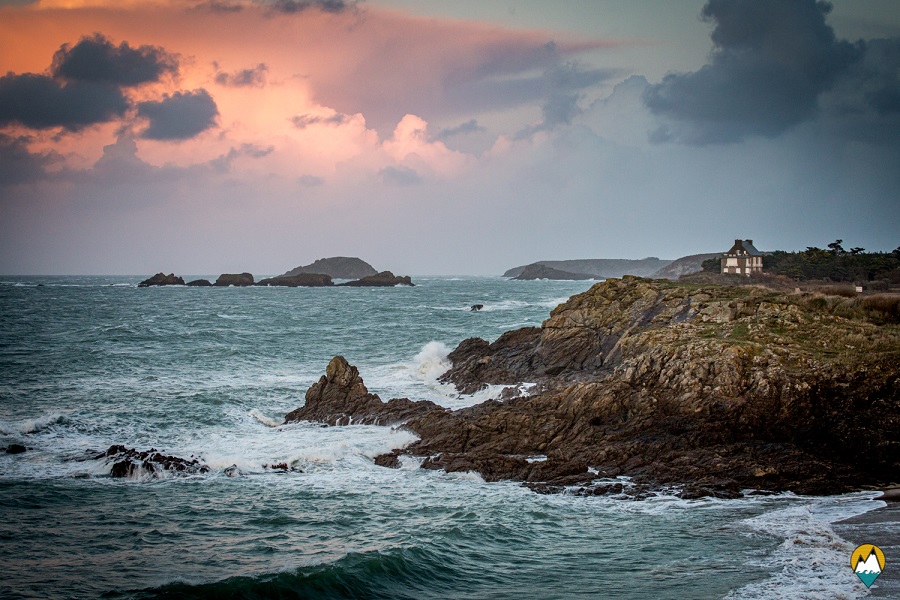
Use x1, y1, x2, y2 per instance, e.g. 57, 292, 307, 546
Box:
503, 258, 672, 279
281, 257, 377, 280
138, 257, 413, 288
512, 264, 595, 281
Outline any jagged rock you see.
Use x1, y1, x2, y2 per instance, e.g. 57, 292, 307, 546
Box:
256, 274, 334, 287
282, 257, 378, 280
5, 444, 27, 454
214, 273, 254, 287
98, 445, 209, 478
470, 304, 484, 311
138, 273, 184, 287
338, 271, 414, 287
284, 356, 440, 426
186, 279, 212, 286
512, 264, 594, 281
223, 464, 243, 477
288, 277, 900, 498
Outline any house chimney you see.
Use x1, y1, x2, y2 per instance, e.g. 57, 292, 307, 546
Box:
735, 239, 741, 245
746, 239, 753, 245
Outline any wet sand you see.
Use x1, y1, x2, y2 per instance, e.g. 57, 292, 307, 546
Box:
833, 500, 899, 598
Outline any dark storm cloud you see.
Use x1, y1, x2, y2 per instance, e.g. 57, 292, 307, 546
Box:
51, 34, 178, 87
436, 119, 485, 140
0, 73, 128, 130
0, 134, 60, 186
208, 143, 274, 173
290, 113, 350, 128
136, 89, 219, 141
643, 0, 863, 144
214, 63, 268, 87
265, 0, 354, 15
379, 166, 421, 186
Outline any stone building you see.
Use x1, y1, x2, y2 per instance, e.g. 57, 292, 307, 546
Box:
721, 239, 762, 276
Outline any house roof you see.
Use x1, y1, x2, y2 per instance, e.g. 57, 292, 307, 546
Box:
726, 239, 762, 256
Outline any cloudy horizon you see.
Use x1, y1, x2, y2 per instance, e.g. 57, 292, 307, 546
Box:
1, 0, 898, 276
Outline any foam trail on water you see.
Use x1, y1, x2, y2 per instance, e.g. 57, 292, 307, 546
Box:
248, 409, 281, 428
0, 413, 68, 435
725, 493, 882, 599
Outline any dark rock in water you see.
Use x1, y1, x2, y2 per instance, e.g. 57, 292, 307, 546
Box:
470, 304, 484, 311
339, 271, 414, 287
224, 464, 243, 477
186, 279, 213, 287
5, 444, 27, 454
99, 445, 209, 478
282, 257, 378, 280
289, 277, 900, 499
512, 264, 594, 281
374, 451, 402, 468
214, 273, 254, 287
138, 273, 185, 287
256, 273, 334, 287
284, 356, 440, 426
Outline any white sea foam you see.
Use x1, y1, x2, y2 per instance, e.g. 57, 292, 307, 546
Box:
0, 413, 68, 435
412, 341, 451, 382
248, 409, 281, 428
725, 493, 884, 599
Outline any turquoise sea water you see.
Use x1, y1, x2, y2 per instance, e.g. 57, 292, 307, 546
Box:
0, 276, 885, 599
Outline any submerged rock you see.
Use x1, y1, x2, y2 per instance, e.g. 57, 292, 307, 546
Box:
98, 445, 208, 478
214, 273, 254, 287
5, 444, 27, 454
287, 277, 900, 498
339, 271, 414, 287
138, 273, 185, 287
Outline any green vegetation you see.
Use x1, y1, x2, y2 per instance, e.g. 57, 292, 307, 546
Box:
702, 240, 900, 284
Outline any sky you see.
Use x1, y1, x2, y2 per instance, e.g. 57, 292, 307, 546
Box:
0, 0, 898, 276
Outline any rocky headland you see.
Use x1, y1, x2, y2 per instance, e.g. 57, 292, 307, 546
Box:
512, 263, 595, 281
285, 277, 900, 499
503, 258, 671, 279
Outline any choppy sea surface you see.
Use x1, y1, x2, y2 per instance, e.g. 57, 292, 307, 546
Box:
0, 275, 887, 599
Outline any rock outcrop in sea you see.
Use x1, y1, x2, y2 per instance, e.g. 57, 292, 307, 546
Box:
98, 445, 209, 478
338, 271, 414, 287
138, 273, 185, 287
285, 277, 900, 498
214, 273, 254, 287
511, 263, 594, 281
256, 274, 334, 287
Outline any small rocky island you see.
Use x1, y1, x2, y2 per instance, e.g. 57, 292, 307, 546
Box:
285, 277, 899, 499
137, 258, 413, 288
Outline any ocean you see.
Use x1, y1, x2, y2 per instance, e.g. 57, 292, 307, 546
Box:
0, 276, 890, 599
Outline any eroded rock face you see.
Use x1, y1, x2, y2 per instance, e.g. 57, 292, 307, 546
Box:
286, 278, 900, 498
339, 272, 414, 287
214, 273, 254, 287
138, 273, 185, 287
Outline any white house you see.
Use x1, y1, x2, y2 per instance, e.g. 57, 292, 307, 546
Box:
721, 239, 762, 276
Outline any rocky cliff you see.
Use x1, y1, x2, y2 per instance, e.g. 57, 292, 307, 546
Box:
650, 253, 721, 279
285, 277, 900, 498
282, 257, 378, 280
